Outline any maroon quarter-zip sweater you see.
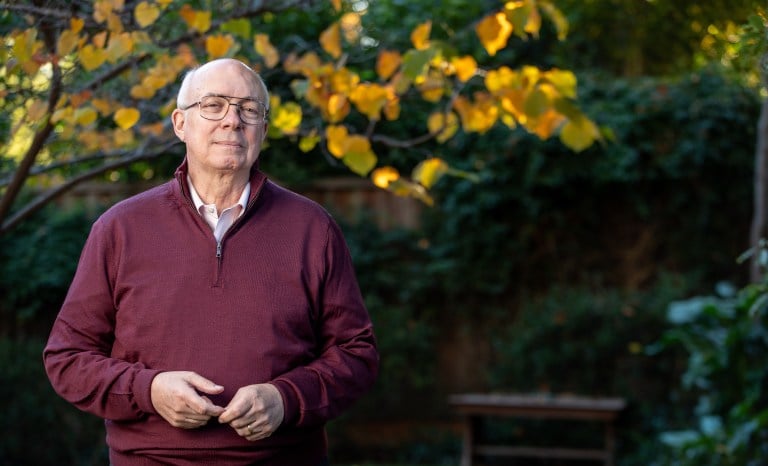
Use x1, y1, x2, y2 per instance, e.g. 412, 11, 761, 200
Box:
43, 162, 379, 465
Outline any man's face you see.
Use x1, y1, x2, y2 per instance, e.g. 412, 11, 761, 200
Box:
172, 61, 267, 178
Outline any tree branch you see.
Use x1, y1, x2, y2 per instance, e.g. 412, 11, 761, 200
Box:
0, 138, 182, 234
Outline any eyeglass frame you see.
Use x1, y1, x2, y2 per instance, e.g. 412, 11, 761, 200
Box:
180, 94, 269, 125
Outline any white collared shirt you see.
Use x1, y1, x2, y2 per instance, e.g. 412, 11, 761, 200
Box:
187, 176, 250, 242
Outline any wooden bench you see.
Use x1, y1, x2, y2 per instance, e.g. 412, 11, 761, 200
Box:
449, 393, 626, 466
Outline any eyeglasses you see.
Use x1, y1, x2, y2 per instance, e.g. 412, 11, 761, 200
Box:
182, 95, 268, 125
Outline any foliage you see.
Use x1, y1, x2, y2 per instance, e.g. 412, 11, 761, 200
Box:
650, 276, 768, 465
0, 0, 600, 233
0, 201, 97, 337
549, 0, 762, 77
0, 338, 106, 465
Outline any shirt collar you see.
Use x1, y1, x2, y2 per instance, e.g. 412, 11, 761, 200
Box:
187, 175, 250, 216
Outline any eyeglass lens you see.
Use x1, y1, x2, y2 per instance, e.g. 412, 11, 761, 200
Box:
199, 96, 265, 124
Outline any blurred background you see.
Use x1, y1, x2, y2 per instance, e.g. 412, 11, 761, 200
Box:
1, 0, 767, 464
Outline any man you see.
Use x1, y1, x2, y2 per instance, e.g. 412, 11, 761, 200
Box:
43, 58, 379, 465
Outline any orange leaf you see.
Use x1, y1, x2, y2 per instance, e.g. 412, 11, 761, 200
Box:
376, 50, 401, 80
205, 34, 235, 59
320, 22, 342, 59
451, 56, 478, 82
70, 17, 85, 34
476, 12, 513, 56
410, 21, 431, 50
114, 107, 140, 130
330, 0, 341, 12
57, 28, 80, 56
349, 83, 389, 120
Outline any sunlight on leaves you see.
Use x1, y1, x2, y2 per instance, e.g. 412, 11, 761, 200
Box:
476, 12, 513, 56
372, 166, 400, 189
412, 157, 448, 188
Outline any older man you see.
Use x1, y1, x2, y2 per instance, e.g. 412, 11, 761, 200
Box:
44, 58, 379, 465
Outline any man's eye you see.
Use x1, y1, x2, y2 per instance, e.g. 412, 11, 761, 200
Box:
203, 102, 224, 111
241, 106, 259, 116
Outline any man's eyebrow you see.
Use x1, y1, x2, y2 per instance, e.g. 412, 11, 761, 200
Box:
203, 93, 260, 102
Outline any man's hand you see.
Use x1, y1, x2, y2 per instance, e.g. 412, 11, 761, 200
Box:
150, 371, 225, 429
218, 383, 284, 441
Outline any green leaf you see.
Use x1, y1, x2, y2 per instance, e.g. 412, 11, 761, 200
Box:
402, 47, 438, 80
343, 150, 377, 176
220, 18, 251, 39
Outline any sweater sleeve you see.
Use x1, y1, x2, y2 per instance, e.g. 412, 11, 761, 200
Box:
271, 220, 379, 428
43, 218, 160, 421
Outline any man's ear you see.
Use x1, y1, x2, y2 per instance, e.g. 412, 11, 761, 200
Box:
171, 109, 186, 141
262, 123, 268, 143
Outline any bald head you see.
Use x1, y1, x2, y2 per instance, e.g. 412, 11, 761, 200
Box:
176, 59, 270, 111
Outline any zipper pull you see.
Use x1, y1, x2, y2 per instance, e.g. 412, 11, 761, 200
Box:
216, 242, 222, 259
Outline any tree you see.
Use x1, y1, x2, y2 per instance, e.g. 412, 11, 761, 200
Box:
0, 0, 600, 235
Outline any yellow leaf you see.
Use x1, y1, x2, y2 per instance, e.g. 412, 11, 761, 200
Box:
485, 66, 517, 93
544, 69, 577, 99
326, 125, 348, 158
299, 130, 320, 152
340, 13, 362, 43
70, 18, 85, 34
114, 107, 140, 130
326, 94, 350, 122
271, 101, 302, 135
113, 127, 135, 146
372, 166, 400, 189
560, 117, 599, 152
342, 135, 377, 176
528, 108, 564, 139
92, 31, 108, 48
412, 157, 448, 188
476, 12, 513, 56
135, 1, 161, 28
376, 50, 401, 80
384, 95, 400, 120
106, 32, 134, 63
349, 83, 389, 120
205, 34, 235, 59
57, 28, 80, 56
75, 107, 98, 126
107, 11, 124, 33
417, 70, 445, 102
451, 55, 477, 82
180, 5, 211, 33
331, 0, 341, 12
453, 93, 498, 134
411, 21, 431, 50
320, 22, 342, 59
130, 83, 156, 99
79, 44, 108, 71
427, 111, 459, 143
93, 0, 122, 24
254, 34, 280, 68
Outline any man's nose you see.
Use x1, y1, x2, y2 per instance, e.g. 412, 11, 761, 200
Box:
221, 103, 242, 127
